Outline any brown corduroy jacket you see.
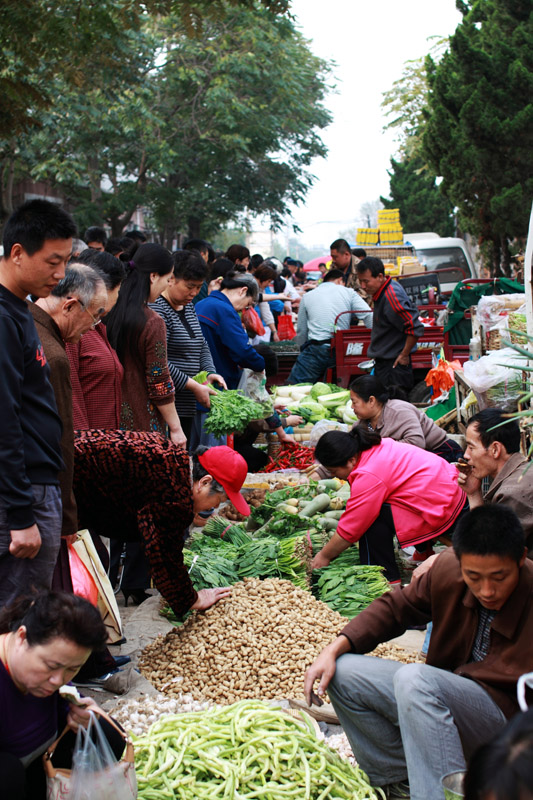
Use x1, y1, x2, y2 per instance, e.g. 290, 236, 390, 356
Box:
341, 548, 533, 718
29, 304, 78, 537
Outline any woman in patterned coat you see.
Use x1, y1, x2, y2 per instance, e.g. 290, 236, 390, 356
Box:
73, 430, 250, 617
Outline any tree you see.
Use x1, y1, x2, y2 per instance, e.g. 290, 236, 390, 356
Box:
423, 0, 533, 276
380, 155, 455, 236
8, 4, 331, 244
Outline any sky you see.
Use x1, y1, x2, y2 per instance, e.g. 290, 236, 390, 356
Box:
275, 0, 463, 254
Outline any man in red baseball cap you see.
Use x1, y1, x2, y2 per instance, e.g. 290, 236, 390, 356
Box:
198, 445, 250, 516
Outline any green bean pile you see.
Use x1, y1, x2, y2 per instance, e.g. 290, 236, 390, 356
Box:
134, 700, 384, 799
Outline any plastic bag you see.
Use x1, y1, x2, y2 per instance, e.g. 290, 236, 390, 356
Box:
424, 358, 462, 400
242, 307, 265, 336
70, 712, 136, 800
309, 419, 349, 447
477, 294, 526, 333
277, 313, 297, 340
68, 541, 98, 606
463, 347, 526, 412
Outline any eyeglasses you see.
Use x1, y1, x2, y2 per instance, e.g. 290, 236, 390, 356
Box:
74, 298, 102, 327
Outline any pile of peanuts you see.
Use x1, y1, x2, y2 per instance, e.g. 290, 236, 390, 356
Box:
140, 578, 421, 705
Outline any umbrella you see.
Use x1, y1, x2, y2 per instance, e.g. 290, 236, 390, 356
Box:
302, 256, 332, 272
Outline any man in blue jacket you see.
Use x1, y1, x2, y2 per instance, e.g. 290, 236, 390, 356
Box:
0, 199, 76, 606
357, 257, 424, 391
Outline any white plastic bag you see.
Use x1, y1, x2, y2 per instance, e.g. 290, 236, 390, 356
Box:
463, 347, 526, 411
70, 712, 136, 800
477, 294, 526, 333
309, 419, 349, 447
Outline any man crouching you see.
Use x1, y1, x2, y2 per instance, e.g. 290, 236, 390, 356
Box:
304, 505, 533, 800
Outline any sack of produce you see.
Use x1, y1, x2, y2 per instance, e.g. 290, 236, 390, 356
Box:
309, 418, 349, 447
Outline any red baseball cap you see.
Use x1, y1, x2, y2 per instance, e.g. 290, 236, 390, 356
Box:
198, 446, 250, 516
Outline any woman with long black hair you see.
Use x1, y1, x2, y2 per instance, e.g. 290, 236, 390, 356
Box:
105, 243, 186, 447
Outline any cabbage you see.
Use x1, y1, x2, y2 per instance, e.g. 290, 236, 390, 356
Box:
310, 382, 331, 401
298, 399, 327, 422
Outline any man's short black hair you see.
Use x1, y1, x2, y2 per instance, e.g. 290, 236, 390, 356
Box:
84, 226, 107, 246
184, 238, 209, 255
127, 229, 147, 243
3, 199, 77, 258
356, 256, 385, 276
330, 238, 351, 253
467, 409, 521, 454
352, 248, 367, 259
323, 268, 345, 283
453, 505, 526, 565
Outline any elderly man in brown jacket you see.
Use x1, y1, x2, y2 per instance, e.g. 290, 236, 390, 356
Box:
305, 505, 532, 800
459, 408, 533, 555
30, 264, 107, 539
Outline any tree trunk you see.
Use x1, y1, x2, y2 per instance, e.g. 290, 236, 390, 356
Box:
491, 237, 502, 278
187, 215, 202, 239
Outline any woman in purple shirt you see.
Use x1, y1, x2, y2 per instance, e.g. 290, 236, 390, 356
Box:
0, 591, 123, 798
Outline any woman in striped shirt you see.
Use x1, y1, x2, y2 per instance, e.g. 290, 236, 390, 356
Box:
150, 250, 227, 442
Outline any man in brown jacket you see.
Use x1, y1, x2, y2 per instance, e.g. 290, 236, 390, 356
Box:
305, 505, 532, 800
30, 264, 107, 539
459, 408, 533, 555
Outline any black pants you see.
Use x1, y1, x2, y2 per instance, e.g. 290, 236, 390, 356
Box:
1, 717, 125, 800
431, 437, 464, 463
358, 504, 400, 582
374, 357, 414, 392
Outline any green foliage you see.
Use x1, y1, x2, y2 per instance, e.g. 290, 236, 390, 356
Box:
380, 154, 455, 237
423, 0, 533, 276
1, 3, 331, 240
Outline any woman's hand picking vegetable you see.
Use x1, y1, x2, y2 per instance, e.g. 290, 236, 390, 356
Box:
304, 637, 351, 706
169, 425, 187, 449
311, 551, 331, 570
285, 415, 304, 427
278, 430, 296, 445
191, 586, 232, 610
188, 378, 218, 409
67, 696, 101, 732
206, 373, 227, 390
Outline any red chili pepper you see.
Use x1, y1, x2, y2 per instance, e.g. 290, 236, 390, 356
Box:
260, 442, 315, 472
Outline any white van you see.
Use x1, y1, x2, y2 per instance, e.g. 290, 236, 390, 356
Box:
404, 235, 479, 293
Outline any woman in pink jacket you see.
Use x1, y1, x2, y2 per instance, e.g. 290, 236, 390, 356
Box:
312, 427, 466, 583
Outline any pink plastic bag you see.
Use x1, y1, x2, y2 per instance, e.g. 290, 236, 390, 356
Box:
68, 542, 98, 606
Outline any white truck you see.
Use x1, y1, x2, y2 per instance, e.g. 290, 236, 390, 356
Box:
403, 234, 479, 293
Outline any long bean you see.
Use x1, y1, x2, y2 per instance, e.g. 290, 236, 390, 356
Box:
133, 700, 385, 799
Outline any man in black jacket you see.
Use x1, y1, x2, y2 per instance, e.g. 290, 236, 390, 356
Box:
0, 199, 76, 606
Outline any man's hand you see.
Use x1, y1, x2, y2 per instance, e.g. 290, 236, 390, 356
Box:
191, 586, 232, 610
393, 352, 410, 368
411, 552, 441, 582
456, 466, 482, 498
10, 524, 41, 559
272, 331, 280, 342
304, 638, 350, 705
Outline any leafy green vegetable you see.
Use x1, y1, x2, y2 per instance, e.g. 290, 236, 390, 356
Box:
192, 370, 208, 384
204, 389, 268, 437
315, 558, 390, 617
310, 381, 331, 400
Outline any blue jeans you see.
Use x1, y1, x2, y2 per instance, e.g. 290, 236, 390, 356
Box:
287, 342, 334, 384
327, 655, 506, 799
0, 484, 62, 607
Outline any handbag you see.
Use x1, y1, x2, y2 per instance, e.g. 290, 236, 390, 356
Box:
44, 708, 137, 800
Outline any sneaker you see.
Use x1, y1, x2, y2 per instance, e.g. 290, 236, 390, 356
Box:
383, 780, 410, 798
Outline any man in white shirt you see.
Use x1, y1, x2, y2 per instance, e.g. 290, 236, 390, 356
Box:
288, 269, 372, 384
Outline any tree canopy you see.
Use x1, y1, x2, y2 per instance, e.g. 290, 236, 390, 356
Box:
380, 155, 455, 237
0, 2, 331, 242
423, 0, 533, 274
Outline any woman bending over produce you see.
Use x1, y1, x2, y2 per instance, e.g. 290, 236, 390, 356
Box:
0, 591, 124, 799
311, 427, 466, 583
349, 375, 464, 462
73, 430, 250, 616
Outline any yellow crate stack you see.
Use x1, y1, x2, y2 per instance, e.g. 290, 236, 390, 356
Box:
356, 228, 380, 246
384, 262, 401, 277
377, 209, 400, 225
397, 255, 423, 275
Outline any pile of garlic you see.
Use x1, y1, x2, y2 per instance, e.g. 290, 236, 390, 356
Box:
109, 692, 212, 737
